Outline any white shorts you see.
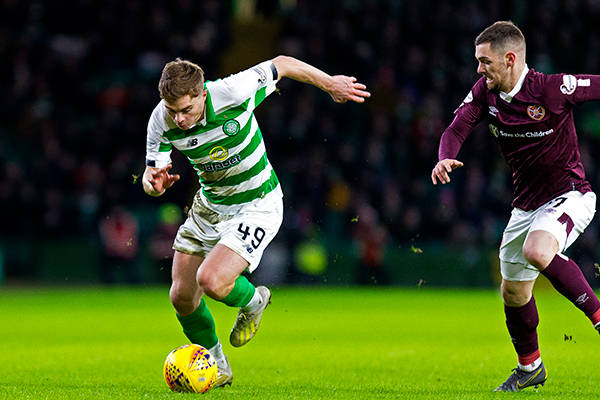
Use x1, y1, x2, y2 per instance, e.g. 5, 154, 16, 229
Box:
173, 190, 284, 272
499, 190, 596, 281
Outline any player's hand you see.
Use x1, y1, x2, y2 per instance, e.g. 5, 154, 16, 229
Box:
143, 165, 180, 196
327, 75, 371, 103
431, 159, 464, 185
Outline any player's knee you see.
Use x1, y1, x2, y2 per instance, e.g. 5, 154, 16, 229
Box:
169, 284, 193, 309
196, 270, 222, 297
169, 286, 185, 308
522, 244, 553, 270
501, 282, 530, 307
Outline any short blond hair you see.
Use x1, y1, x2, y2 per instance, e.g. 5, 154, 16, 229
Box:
158, 58, 204, 103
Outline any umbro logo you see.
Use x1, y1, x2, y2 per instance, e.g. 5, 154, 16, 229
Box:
488, 106, 499, 117
576, 293, 589, 305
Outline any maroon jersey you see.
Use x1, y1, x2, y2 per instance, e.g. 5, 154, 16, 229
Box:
438, 68, 600, 210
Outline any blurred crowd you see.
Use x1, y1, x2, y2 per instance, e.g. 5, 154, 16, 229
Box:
2, 0, 600, 283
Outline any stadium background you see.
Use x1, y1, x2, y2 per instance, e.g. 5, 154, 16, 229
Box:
2, 0, 600, 289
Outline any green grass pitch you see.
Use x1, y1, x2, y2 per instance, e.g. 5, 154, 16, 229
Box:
0, 285, 597, 399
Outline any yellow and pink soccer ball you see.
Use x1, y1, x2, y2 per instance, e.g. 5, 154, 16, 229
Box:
163, 344, 217, 393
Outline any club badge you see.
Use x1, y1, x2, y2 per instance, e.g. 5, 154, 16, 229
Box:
223, 119, 240, 136
527, 105, 545, 121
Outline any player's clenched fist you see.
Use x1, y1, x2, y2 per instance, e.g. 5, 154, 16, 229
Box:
143, 164, 181, 196
431, 159, 464, 185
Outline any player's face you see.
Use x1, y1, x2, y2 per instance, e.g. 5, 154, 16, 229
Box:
475, 42, 510, 92
164, 91, 207, 130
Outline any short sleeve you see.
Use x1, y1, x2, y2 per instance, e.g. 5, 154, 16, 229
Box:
208, 61, 278, 114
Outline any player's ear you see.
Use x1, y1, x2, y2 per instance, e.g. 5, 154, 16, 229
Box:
505, 51, 516, 67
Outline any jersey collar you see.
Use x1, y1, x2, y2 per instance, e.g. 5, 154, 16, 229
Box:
197, 112, 207, 126
197, 85, 214, 127
499, 64, 529, 103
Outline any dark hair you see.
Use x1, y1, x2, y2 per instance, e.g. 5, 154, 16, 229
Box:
475, 21, 525, 54
158, 58, 204, 103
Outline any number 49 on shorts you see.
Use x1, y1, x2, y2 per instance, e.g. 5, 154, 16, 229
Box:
237, 223, 266, 250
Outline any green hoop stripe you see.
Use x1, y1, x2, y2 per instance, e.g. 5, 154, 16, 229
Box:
202, 101, 249, 131
254, 87, 268, 108
158, 142, 172, 152
180, 116, 253, 160
201, 169, 279, 205
163, 124, 201, 142
237, 126, 263, 159
192, 127, 263, 177
203, 153, 268, 187
204, 85, 216, 121
162, 103, 249, 142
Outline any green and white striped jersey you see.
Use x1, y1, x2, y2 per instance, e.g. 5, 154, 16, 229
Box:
146, 61, 282, 214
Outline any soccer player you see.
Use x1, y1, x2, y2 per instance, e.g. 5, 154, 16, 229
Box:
142, 56, 370, 387
431, 20, 600, 392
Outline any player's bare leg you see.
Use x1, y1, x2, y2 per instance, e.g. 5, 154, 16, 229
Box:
196, 244, 252, 300
170, 251, 204, 316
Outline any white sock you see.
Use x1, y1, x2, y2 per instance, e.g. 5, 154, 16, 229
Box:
518, 357, 542, 372
208, 341, 225, 362
242, 288, 262, 312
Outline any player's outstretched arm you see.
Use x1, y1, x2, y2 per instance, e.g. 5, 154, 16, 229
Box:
142, 164, 181, 197
271, 55, 370, 103
431, 159, 464, 185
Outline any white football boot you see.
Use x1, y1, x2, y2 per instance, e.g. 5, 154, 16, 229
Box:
213, 355, 233, 388
229, 286, 271, 347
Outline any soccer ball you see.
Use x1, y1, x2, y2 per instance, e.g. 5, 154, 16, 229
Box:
163, 344, 218, 393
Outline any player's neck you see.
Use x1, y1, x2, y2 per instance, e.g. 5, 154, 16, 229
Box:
503, 63, 527, 94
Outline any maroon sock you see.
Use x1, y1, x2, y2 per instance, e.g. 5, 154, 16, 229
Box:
505, 295, 540, 362
541, 254, 600, 325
